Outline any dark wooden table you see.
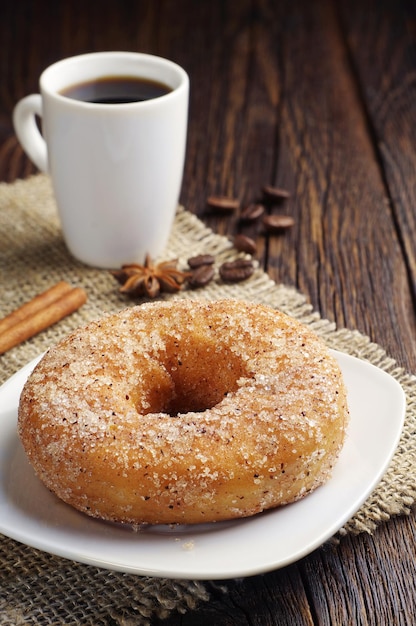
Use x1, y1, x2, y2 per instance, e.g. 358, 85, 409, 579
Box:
1, 0, 415, 624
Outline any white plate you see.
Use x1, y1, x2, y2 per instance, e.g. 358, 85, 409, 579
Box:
0, 351, 405, 580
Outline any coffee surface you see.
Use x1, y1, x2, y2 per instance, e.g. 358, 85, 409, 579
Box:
60, 75, 172, 104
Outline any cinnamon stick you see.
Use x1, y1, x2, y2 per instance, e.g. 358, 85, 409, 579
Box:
0, 281, 73, 336
0, 286, 87, 355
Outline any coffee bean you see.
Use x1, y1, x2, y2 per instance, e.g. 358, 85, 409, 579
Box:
263, 214, 295, 232
187, 254, 215, 268
240, 203, 265, 221
219, 259, 254, 283
207, 195, 240, 211
262, 185, 291, 201
233, 234, 257, 255
188, 264, 215, 288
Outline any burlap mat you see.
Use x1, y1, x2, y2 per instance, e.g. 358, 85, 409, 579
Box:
1, 174, 415, 625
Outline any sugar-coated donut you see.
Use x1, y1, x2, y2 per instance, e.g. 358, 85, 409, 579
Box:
18, 299, 349, 525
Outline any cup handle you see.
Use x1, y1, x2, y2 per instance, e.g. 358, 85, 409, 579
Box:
13, 94, 48, 172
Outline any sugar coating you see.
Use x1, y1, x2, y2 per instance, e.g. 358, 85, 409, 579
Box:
18, 299, 349, 525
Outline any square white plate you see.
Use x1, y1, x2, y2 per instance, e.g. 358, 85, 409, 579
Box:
0, 350, 405, 580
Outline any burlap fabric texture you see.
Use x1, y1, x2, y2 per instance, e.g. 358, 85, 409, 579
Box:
1, 174, 415, 625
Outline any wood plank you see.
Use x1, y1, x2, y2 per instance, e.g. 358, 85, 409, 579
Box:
307, 517, 416, 625
338, 0, 416, 301
255, 0, 416, 371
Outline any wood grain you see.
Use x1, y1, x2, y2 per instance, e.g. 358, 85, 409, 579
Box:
0, 1, 415, 624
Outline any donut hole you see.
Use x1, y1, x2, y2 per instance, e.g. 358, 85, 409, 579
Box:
145, 337, 249, 416
166, 344, 247, 415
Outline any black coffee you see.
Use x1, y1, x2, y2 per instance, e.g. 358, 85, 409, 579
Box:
60, 75, 172, 104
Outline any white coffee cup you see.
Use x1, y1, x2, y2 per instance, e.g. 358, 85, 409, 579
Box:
13, 51, 189, 268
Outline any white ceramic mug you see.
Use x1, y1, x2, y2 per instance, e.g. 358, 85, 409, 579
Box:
13, 51, 189, 268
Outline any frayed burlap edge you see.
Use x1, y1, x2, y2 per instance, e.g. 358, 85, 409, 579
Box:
0, 174, 415, 624
0, 534, 210, 626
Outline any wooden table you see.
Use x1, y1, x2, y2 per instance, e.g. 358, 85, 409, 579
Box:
1, 0, 415, 623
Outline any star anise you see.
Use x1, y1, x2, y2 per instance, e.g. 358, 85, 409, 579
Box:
111, 254, 191, 298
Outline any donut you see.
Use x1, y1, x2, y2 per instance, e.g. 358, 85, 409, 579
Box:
18, 299, 349, 525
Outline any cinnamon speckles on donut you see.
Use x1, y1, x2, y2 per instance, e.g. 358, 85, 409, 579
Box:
18, 299, 349, 525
